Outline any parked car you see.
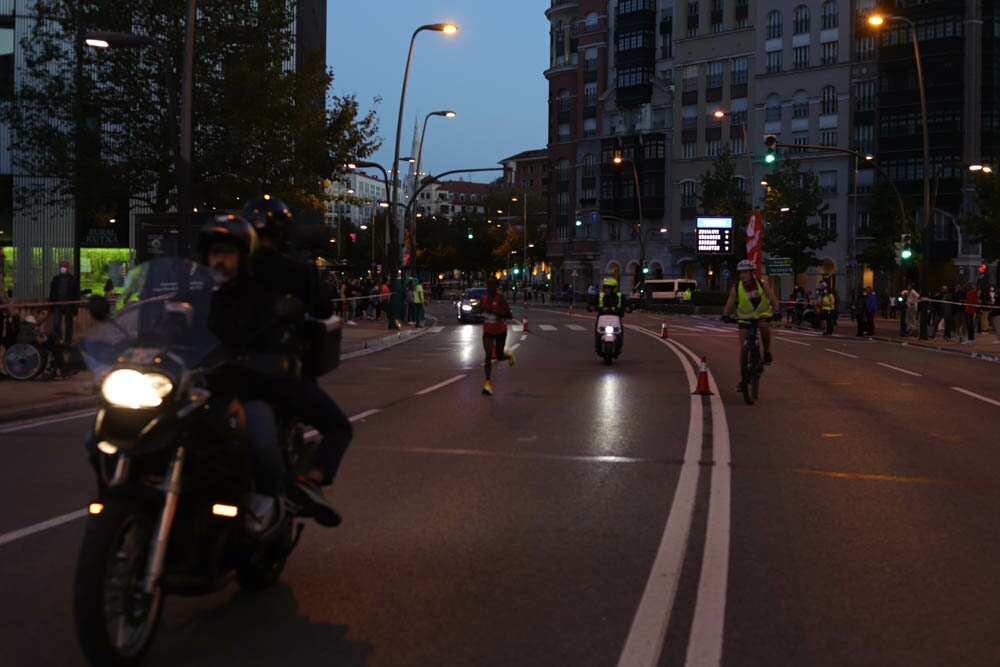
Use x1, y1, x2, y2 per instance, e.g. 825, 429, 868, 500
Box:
455, 287, 488, 323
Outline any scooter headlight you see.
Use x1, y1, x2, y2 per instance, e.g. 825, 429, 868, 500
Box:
102, 369, 174, 408
604, 325, 615, 334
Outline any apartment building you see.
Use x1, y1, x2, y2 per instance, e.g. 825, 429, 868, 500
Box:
544, 0, 999, 299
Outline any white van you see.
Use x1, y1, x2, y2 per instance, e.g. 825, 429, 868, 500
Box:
632, 279, 698, 303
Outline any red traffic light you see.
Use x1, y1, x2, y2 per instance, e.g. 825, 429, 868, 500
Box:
979, 263, 987, 273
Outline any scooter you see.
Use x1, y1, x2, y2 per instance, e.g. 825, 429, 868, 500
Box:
594, 311, 623, 364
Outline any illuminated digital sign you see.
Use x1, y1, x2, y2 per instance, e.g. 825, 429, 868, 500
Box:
696, 217, 733, 254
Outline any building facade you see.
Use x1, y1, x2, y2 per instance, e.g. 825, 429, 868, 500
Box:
543, 0, 1000, 301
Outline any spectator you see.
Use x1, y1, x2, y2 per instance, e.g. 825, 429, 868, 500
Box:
865, 285, 878, 336
962, 282, 978, 345
49, 260, 80, 344
939, 285, 954, 342
903, 283, 920, 336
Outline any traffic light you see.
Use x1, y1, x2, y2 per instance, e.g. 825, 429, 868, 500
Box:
979, 263, 987, 274
575, 214, 583, 227
900, 233, 912, 260
764, 134, 777, 164
467, 226, 473, 239
641, 261, 649, 275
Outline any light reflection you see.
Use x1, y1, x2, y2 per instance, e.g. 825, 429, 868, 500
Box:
594, 373, 627, 452
457, 323, 479, 365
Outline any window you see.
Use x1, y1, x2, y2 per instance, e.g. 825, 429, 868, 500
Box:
793, 5, 810, 35
584, 83, 597, 107
766, 49, 782, 74
820, 85, 837, 114
706, 61, 723, 89
731, 135, 746, 155
608, 222, 621, 241
820, 213, 837, 235
854, 124, 874, 154
819, 171, 837, 194
793, 46, 809, 70
855, 35, 875, 60
687, 1, 700, 37
706, 140, 721, 157
558, 91, 571, 112
735, 0, 749, 29
821, 41, 838, 65
766, 94, 782, 122
767, 11, 783, 39
0, 18, 12, 100
854, 80, 874, 111
821, 1, 838, 30
683, 64, 699, 92
857, 210, 872, 234
618, 66, 651, 88
820, 129, 837, 146
681, 181, 697, 207
683, 142, 697, 158
792, 90, 809, 119
731, 56, 748, 85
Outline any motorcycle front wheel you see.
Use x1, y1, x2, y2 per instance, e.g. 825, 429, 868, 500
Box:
74, 498, 164, 667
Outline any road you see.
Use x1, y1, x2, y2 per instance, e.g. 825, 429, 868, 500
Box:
1, 303, 998, 666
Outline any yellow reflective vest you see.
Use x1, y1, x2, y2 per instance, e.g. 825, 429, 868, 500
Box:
736, 280, 773, 322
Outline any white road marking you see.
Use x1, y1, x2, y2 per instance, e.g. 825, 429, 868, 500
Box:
776, 336, 810, 346
0, 509, 89, 548
950, 386, 1000, 407
0, 409, 96, 433
877, 362, 922, 377
349, 409, 381, 422
428, 326, 445, 333
538, 324, 558, 331
565, 324, 587, 331
825, 348, 859, 359
415, 374, 466, 395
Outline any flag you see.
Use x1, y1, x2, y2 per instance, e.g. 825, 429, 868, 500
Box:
746, 210, 762, 275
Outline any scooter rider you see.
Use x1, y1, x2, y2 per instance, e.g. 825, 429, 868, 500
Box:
722, 259, 779, 375
595, 277, 625, 356
240, 195, 349, 525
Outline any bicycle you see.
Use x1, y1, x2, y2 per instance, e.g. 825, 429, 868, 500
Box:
722, 314, 764, 405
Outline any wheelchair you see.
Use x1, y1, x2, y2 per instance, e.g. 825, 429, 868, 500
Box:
2, 342, 49, 380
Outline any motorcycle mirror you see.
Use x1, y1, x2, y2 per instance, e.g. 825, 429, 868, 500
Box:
86, 294, 111, 321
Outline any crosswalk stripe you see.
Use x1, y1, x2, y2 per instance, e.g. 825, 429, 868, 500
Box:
538, 324, 558, 331
565, 324, 587, 331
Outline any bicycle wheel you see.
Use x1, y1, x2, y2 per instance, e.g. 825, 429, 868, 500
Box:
3, 343, 44, 380
749, 342, 762, 401
740, 339, 755, 405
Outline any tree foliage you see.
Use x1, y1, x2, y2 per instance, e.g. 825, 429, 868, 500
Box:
856, 178, 912, 272
967, 171, 1000, 262
4, 0, 381, 221
760, 159, 833, 275
698, 145, 751, 257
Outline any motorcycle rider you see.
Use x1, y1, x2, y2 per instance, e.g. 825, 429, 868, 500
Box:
240, 195, 349, 525
722, 259, 779, 381
199, 213, 339, 532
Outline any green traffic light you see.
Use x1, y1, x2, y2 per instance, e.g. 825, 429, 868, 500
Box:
901, 247, 912, 260
764, 153, 776, 164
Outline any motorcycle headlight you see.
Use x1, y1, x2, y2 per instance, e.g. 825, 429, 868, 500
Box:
102, 369, 174, 408
604, 325, 615, 334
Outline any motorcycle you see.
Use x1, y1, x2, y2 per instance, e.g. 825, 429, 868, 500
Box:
594, 310, 624, 364
73, 258, 341, 666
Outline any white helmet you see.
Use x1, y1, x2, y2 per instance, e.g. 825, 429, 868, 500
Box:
737, 259, 755, 272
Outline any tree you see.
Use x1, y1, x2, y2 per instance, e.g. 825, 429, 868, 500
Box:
856, 178, 912, 273
967, 171, 1000, 263
698, 145, 752, 265
760, 159, 833, 276
4, 0, 381, 223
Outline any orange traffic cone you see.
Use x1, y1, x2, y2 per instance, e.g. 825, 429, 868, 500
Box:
522, 316, 529, 332
693, 356, 713, 395
568, 303, 574, 315
660, 320, 669, 338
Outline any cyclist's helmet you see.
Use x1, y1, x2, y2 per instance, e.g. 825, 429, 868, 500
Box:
197, 212, 258, 265
737, 259, 755, 272
603, 277, 619, 288
240, 195, 293, 251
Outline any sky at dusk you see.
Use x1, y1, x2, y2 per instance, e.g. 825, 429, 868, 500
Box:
327, 2, 550, 184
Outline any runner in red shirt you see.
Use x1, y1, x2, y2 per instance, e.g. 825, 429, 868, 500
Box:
478, 277, 516, 395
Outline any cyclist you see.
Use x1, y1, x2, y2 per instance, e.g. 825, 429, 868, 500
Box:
722, 259, 779, 383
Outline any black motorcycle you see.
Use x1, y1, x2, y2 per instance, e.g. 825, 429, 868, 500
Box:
73, 258, 340, 666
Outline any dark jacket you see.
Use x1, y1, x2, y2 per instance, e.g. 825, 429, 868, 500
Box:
252, 247, 333, 319
49, 272, 80, 307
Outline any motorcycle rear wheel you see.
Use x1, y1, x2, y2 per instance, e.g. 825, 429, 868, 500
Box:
74, 498, 164, 667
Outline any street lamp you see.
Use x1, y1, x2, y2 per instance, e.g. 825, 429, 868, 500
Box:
85, 30, 193, 256
612, 148, 646, 283
411, 109, 456, 271
869, 13, 931, 337
389, 22, 458, 278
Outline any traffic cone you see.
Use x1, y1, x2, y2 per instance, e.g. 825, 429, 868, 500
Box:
568, 303, 574, 315
660, 320, 669, 338
692, 356, 713, 395
522, 316, 529, 332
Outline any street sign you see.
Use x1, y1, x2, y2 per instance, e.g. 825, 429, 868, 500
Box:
589, 211, 600, 223
765, 257, 793, 275
696, 217, 733, 254
571, 269, 579, 278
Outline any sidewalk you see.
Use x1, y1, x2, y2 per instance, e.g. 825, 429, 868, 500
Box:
0, 314, 436, 424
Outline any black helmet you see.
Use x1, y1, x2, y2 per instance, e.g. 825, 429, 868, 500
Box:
197, 212, 258, 265
240, 195, 293, 250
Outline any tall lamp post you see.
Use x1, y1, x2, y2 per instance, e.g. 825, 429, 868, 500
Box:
349, 161, 399, 328
612, 148, 646, 284
85, 30, 192, 256
389, 23, 458, 278
412, 110, 456, 269
869, 13, 931, 338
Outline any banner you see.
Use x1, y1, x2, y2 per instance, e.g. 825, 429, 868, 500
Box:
746, 210, 762, 275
